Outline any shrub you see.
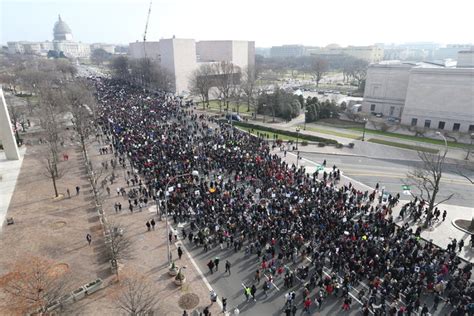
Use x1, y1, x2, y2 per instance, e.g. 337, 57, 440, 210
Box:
231, 121, 339, 145
348, 143, 355, 149
301, 141, 308, 146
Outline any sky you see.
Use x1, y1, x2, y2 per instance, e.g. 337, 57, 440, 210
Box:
1, 0, 473, 47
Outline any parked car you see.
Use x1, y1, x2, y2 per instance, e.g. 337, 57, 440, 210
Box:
225, 114, 243, 122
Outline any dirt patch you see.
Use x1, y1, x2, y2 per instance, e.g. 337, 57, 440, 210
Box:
178, 293, 200, 310
51, 220, 67, 230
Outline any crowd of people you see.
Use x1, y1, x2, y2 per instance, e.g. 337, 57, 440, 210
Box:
92, 78, 473, 315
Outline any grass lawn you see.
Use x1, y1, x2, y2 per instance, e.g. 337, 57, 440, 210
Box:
203, 100, 254, 114
368, 138, 439, 154
297, 125, 360, 140
236, 126, 299, 141
349, 127, 472, 149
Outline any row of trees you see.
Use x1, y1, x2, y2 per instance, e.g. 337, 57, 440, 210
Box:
257, 88, 302, 121
257, 54, 369, 89
305, 97, 340, 123
110, 56, 175, 91
189, 61, 257, 114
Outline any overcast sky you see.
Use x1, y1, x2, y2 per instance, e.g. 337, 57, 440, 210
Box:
1, 0, 472, 47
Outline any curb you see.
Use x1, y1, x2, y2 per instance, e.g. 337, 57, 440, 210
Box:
451, 219, 474, 235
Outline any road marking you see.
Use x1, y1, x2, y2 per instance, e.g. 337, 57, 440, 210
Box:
176, 228, 223, 310
264, 273, 280, 291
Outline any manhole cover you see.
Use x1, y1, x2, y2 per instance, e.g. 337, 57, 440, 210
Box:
51, 221, 67, 229
50, 263, 69, 276
178, 293, 200, 310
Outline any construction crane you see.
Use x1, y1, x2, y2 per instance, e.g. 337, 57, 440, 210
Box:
142, 0, 153, 59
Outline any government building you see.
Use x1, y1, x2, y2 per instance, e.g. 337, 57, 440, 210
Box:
7, 15, 114, 59
129, 38, 255, 94
361, 50, 474, 134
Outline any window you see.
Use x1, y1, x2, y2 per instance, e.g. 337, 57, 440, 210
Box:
424, 120, 431, 128
411, 118, 418, 126
438, 121, 445, 130
469, 125, 474, 132
389, 106, 395, 116
370, 104, 376, 111
453, 123, 460, 131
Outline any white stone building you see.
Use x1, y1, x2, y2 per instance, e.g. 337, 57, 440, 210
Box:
129, 38, 255, 94
362, 51, 474, 134
7, 15, 91, 58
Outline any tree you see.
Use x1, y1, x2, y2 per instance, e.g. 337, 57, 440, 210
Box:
37, 87, 66, 168
110, 56, 130, 81
214, 61, 240, 111
129, 58, 175, 91
43, 153, 66, 198
351, 59, 369, 89
105, 222, 134, 279
405, 149, 454, 228
113, 270, 159, 315
240, 66, 257, 113
91, 48, 112, 65
54, 59, 78, 79
189, 64, 213, 109
64, 80, 97, 164
0, 256, 71, 315
311, 58, 329, 87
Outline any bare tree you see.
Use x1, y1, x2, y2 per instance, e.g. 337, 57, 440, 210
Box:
405, 149, 453, 227
351, 59, 369, 89
110, 56, 130, 81
240, 66, 257, 113
113, 270, 159, 315
0, 256, 71, 315
105, 222, 134, 279
214, 61, 240, 111
189, 64, 213, 109
64, 80, 97, 164
43, 153, 66, 198
311, 58, 329, 87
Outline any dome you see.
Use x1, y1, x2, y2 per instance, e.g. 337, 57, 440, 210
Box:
53, 15, 73, 41
326, 43, 341, 49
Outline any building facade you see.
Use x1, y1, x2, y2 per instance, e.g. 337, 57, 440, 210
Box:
362, 51, 474, 134
270, 45, 305, 58
7, 15, 96, 59
129, 38, 255, 94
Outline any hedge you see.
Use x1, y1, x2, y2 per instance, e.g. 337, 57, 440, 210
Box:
231, 121, 339, 145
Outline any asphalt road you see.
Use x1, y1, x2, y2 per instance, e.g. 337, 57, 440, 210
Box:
299, 152, 474, 208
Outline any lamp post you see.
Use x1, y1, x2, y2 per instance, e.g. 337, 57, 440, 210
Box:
362, 118, 368, 141
164, 170, 199, 265
465, 133, 474, 160
435, 131, 448, 156
304, 110, 308, 130
262, 104, 267, 123
296, 127, 300, 150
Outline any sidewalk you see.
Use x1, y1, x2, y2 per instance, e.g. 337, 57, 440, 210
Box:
67, 139, 222, 315
273, 148, 474, 264
247, 116, 469, 161
0, 147, 26, 232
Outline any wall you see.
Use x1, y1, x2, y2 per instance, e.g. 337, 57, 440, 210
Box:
362, 64, 411, 117
196, 41, 233, 62
128, 42, 161, 61
401, 68, 474, 133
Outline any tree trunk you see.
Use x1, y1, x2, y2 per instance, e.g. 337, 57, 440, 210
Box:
52, 174, 59, 198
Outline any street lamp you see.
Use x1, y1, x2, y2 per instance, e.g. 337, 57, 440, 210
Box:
262, 104, 267, 123
164, 170, 199, 265
304, 109, 308, 130
296, 127, 300, 150
361, 118, 368, 141
435, 131, 448, 156
465, 133, 474, 160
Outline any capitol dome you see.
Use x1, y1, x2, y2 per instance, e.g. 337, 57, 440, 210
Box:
53, 15, 73, 41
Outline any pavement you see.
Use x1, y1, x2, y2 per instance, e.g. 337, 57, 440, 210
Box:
275, 147, 474, 264
241, 115, 470, 162
0, 147, 26, 232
